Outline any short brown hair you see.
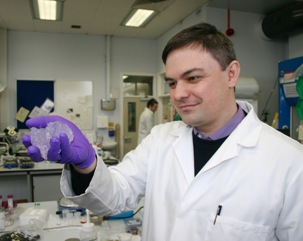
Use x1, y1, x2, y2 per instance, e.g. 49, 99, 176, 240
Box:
162, 22, 237, 71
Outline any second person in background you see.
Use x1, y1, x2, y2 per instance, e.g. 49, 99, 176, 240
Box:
137, 98, 158, 144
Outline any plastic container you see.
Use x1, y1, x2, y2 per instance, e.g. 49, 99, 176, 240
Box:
7, 194, 14, 209
0, 207, 5, 230
118, 233, 132, 241
79, 223, 97, 241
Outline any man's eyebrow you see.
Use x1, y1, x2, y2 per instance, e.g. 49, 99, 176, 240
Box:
164, 76, 174, 82
182, 68, 203, 77
165, 68, 203, 82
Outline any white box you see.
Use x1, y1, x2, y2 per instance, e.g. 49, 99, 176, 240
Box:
19, 207, 49, 226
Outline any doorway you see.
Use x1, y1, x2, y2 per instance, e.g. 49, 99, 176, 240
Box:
122, 74, 155, 157
123, 97, 146, 155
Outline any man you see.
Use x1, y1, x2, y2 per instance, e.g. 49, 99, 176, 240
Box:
137, 98, 158, 144
23, 23, 303, 241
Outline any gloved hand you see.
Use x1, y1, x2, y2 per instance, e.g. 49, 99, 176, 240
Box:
22, 115, 96, 169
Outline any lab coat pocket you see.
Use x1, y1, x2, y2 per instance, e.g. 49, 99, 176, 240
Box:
204, 215, 269, 241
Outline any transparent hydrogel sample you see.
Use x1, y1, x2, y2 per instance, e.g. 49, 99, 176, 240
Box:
30, 121, 74, 160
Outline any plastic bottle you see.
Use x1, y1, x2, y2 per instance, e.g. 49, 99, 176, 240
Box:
80, 223, 97, 241
7, 194, 14, 209
79, 209, 97, 241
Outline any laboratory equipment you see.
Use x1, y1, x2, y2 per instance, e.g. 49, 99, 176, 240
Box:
57, 197, 86, 218
235, 77, 259, 114
2, 156, 18, 168
1, 195, 17, 209
79, 209, 97, 241
19, 157, 35, 168
0, 140, 9, 156
278, 56, 303, 139
124, 218, 142, 235
118, 233, 132, 241
7, 195, 14, 209
101, 98, 116, 110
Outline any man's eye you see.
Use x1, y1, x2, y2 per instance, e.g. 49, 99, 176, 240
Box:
167, 81, 176, 88
188, 76, 199, 81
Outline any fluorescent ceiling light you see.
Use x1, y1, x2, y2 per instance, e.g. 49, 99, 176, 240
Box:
30, 0, 64, 21
122, 9, 157, 27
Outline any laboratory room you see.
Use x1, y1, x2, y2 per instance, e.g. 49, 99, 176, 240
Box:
1, 0, 303, 240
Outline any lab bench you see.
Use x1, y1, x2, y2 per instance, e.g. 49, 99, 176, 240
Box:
1, 201, 142, 241
0, 162, 64, 203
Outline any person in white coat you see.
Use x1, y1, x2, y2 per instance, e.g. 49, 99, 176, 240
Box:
22, 22, 303, 241
137, 98, 158, 144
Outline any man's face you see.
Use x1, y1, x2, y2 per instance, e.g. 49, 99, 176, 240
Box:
165, 45, 238, 135
150, 104, 158, 113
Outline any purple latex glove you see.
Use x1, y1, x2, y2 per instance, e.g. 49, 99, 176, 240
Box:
22, 115, 96, 169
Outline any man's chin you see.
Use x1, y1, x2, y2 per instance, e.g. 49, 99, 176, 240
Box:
181, 117, 195, 126
181, 115, 203, 127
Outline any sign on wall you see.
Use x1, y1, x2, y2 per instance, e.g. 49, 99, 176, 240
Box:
54, 80, 93, 130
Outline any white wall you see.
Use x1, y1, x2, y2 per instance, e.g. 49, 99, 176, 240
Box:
7, 31, 106, 129
289, 33, 303, 58
0, 29, 8, 130
111, 36, 156, 125
156, 6, 287, 124
4, 31, 156, 134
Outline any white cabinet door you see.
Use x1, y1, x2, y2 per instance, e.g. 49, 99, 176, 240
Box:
32, 174, 63, 202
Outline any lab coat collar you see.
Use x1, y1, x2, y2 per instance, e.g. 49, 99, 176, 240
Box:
235, 100, 263, 147
170, 100, 262, 180
200, 100, 262, 173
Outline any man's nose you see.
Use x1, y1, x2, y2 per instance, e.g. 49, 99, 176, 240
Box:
172, 81, 189, 100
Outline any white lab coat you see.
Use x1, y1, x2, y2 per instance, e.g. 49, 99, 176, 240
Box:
61, 101, 303, 241
138, 107, 154, 144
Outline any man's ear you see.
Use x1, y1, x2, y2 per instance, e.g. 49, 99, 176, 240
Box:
227, 60, 240, 88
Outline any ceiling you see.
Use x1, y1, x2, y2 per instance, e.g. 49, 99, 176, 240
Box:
0, 0, 299, 39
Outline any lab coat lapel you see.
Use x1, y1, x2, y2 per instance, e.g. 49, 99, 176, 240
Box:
200, 107, 262, 174
172, 126, 195, 185
169, 102, 262, 179
199, 135, 239, 174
